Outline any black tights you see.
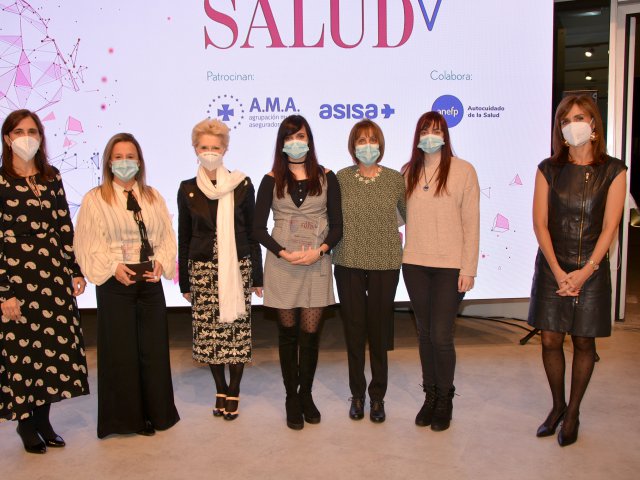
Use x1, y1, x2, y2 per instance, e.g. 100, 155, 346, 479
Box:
17, 403, 56, 445
541, 331, 596, 427
209, 363, 245, 397
276, 308, 324, 333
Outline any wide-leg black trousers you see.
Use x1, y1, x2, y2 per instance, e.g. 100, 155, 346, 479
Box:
96, 277, 179, 438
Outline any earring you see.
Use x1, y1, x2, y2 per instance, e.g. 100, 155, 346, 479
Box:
590, 131, 597, 142
563, 139, 570, 147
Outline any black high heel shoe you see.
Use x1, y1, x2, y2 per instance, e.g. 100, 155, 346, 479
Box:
536, 407, 566, 437
16, 424, 46, 454
223, 397, 239, 421
213, 394, 226, 417
558, 414, 580, 447
41, 434, 66, 447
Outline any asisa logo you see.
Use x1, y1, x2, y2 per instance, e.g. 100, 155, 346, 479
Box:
207, 94, 245, 129
204, 0, 444, 49
318, 103, 396, 120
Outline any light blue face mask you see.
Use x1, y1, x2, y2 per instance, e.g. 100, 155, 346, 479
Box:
417, 134, 445, 154
282, 140, 309, 160
355, 144, 381, 166
111, 159, 139, 182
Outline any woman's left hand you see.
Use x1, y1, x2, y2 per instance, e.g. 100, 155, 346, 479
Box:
458, 275, 475, 293
144, 261, 163, 283
252, 287, 263, 298
556, 267, 592, 296
72, 276, 86, 296
289, 246, 323, 266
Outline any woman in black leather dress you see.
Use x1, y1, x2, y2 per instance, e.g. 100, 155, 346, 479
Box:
528, 95, 626, 447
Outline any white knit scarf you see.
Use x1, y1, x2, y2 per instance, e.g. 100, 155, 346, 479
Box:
196, 165, 247, 323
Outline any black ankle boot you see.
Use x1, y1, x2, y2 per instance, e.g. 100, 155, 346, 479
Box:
298, 332, 321, 424
431, 386, 455, 432
415, 384, 437, 427
279, 325, 303, 430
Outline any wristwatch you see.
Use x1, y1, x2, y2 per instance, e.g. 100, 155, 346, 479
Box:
588, 259, 599, 271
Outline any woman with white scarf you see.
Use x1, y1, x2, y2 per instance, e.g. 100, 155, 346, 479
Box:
178, 119, 263, 421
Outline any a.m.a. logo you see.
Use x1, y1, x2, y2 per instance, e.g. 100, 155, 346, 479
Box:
207, 95, 245, 129
249, 97, 299, 114
204, 0, 443, 49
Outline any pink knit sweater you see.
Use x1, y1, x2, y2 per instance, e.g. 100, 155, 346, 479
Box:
403, 157, 480, 276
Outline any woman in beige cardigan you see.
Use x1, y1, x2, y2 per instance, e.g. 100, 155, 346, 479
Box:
402, 111, 480, 432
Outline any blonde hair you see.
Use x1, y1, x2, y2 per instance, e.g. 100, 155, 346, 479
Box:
191, 118, 230, 148
99, 133, 156, 205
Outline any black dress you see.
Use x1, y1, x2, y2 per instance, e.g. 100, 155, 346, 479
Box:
528, 156, 627, 337
0, 169, 89, 421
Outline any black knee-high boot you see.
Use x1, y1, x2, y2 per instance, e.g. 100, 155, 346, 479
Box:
279, 324, 303, 430
298, 331, 321, 424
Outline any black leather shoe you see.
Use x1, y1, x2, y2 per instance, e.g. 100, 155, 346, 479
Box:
349, 397, 365, 420
136, 421, 156, 436
370, 400, 386, 423
536, 407, 566, 437
16, 425, 46, 454
558, 415, 580, 447
42, 434, 66, 448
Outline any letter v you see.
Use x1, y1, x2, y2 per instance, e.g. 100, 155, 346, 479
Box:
416, 0, 443, 31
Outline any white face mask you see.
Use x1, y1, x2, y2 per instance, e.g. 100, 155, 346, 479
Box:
11, 136, 40, 162
561, 121, 593, 147
198, 152, 223, 171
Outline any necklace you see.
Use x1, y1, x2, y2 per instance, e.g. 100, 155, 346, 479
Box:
354, 166, 381, 184
422, 163, 439, 191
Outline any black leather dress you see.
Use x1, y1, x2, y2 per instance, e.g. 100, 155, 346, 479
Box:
528, 156, 627, 337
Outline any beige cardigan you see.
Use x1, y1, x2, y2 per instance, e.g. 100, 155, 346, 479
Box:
403, 157, 480, 276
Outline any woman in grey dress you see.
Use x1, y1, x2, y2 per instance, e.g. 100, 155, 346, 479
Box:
254, 115, 342, 430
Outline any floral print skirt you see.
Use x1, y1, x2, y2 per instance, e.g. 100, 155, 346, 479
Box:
188, 241, 252, 364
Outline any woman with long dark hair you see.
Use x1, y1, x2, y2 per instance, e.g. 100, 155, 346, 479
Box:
529, 95, 626, 446
253, 115, 342, 430
402, 111, 479, 432
0, 110, 89, 453
74, 133, 179, 438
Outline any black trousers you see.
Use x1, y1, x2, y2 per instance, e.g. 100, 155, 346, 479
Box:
96, 277, 179, 438
402, 264, 460, 392
334, 265, 400, 401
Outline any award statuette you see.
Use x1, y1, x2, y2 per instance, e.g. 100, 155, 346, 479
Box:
285, 215, 321, 252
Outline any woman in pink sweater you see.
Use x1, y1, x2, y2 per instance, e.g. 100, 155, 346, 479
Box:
402, 111, 480, 432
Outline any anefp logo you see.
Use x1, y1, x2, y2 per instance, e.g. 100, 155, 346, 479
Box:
432, 95, 464, 128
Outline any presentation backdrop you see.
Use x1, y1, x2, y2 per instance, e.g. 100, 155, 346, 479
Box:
0, 0, 553, 307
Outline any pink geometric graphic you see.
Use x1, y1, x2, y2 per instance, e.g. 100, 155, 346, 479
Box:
41, 111, 56, 121
481, 187, 491, 199
63, 136, 76, 148
510, 174, 523, 186
0, 1, 87, 115
491, 213, 510, 233
65, 115, 83, 134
